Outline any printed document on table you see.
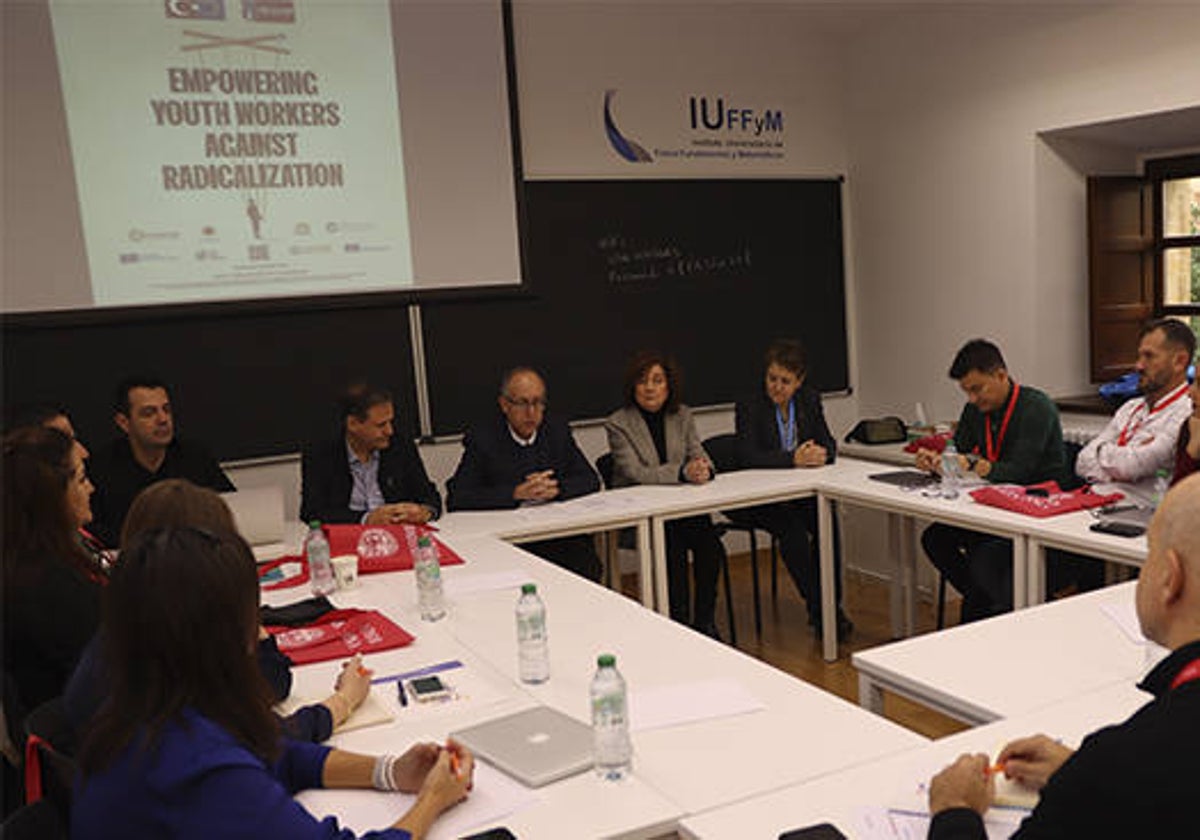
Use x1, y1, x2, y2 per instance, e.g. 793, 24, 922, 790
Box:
856, 806, 1023, 840
297, 761, 537, 839
629, 679, 764, 732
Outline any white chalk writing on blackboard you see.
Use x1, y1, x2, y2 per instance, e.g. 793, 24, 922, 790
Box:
598, 235, 752, 284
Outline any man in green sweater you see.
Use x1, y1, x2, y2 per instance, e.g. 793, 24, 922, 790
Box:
915, 339, 1068, 622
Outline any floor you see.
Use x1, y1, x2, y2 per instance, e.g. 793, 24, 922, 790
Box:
625, 548, 971, 741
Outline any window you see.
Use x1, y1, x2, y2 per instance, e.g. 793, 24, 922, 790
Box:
1086, 154, 1200, 382
1152, 158, 1200, 337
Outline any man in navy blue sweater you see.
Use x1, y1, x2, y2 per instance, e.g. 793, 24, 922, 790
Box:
447, 367, 602, 581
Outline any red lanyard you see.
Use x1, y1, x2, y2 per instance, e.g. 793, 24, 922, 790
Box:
1169, 657, 1200, 691
1117, 382, 1190, 446
983, 382, 1020, 462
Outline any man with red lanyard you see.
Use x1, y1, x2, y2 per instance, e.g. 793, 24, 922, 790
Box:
1076, 319, 1195, 495
925, 474, 1200, 839
915, 339, 1069, 622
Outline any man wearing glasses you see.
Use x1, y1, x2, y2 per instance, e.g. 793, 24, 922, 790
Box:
446, 367, 603, 581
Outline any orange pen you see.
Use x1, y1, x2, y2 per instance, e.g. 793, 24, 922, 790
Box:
449, 750, 462, 778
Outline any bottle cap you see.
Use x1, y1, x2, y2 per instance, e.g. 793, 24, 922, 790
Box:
597, 653, 615, 668
309, 520, 322, 529
521, 583, 537, 594
417, 535, 432, 547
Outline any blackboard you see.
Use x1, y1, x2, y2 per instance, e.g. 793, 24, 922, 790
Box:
421, 178, 848, 434
2, 304, 418, 461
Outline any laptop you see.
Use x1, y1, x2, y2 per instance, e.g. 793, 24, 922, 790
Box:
450, 706, 594, 788
220, 487, 288, 560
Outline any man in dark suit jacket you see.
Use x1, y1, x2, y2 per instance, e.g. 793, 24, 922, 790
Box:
300, 383, 441, 525
447, 367, 602, 581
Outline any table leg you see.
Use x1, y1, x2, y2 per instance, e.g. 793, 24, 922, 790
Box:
1028, 538, 1047, 605
1012, 535, 1028, 610
901, 516, 917, 636
858, 672, 885, 714
650, 517, 670, 616
887, 512, 903, 639
636, 521, 654, 609
818, 493, 837, 662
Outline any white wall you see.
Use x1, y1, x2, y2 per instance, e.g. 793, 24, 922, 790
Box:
844, 4, 1200, 422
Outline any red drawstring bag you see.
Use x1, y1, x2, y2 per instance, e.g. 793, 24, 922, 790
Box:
968, 481, 1123, 518
265, 608, 414, 664
903, 433, 951, 454
258, 527, 465, 590
323, 525, 466, 574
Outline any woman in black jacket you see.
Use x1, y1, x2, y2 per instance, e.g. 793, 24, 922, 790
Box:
733, 339, 852, 638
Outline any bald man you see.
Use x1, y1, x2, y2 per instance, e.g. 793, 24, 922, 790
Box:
446, 367, 603, 582
926, 473, 1200, 838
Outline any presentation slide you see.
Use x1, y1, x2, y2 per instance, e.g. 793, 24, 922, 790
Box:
2, 0, 522, 314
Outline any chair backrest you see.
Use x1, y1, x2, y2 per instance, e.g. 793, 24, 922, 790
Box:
1, 798, 67, 840
23, 698, 77, 818
702, 434, 742, 474
595, 453, 615, 490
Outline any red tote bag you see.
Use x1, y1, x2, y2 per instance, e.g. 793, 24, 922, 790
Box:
968, 481, 1123, 518
266, 608, 414, 665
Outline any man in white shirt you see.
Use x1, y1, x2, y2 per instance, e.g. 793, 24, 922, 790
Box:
1075, 319, 1195, 494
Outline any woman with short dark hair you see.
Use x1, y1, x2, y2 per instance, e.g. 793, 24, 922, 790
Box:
605, 351, 727, 637
733, 339, 852, 639
74, 526, 473, 839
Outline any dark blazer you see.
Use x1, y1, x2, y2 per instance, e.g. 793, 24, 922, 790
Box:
446, 414, 600, 511
299, 436, 441, 524
930, 638, 1200, 840
735, 385, 837, 469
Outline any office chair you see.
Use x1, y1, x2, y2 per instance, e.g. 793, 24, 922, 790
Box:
595, 452, 738, 645
21, 698, 76, 828
702, 434, 782, 640
1, 799, 67, 840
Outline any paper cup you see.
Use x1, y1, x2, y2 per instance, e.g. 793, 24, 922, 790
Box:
331, 554, 359, 589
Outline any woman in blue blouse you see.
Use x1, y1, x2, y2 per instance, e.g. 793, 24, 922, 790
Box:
73, 526, 473, 839
64, 479, 369, 744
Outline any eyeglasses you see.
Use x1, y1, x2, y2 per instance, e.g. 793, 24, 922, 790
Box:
503, 395, 547, 411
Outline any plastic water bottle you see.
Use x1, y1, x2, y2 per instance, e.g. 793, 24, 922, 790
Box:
1152, 468, 1170, 509
590, 654, 631, 780
940, 440, 962, 499
516, 583, 550, 684
414, 535, 445, 621
306, 521, 336, 596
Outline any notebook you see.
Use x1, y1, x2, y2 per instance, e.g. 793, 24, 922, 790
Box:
450, 706, 594, 788
868, 470, 939, 490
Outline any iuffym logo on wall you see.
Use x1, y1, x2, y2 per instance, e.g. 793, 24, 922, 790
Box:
602, 90, 786, 164
603, 90, 653, 163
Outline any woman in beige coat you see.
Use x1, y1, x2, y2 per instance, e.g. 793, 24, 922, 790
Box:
605, 351, 726, 637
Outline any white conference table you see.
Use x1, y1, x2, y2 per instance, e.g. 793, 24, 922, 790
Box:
679, 678, 1148, 839
439, 485, 664, 606
263, 532, 924, 838
438, 457, 1153, 664
851, 581, 1162, 725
